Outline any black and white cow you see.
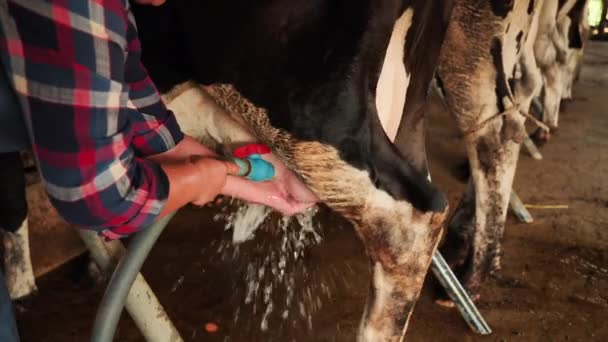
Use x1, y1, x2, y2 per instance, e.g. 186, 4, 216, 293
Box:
561, 0, 590, 100
0, 152, 36, 300
131, 0, 557, 338
531, 0, 590, 143
133, 1, 452, 339
437, 0, 548, 301
1, 0, 581, 339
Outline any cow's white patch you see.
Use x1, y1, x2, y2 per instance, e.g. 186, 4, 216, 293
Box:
173, 82, 445, 341
163, 83, 256, 148
372, 261, 394, 309
375, 8, 414, 141
359, 262, 394, 342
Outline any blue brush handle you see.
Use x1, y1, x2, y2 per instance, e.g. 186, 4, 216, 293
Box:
231, 154, 275, 182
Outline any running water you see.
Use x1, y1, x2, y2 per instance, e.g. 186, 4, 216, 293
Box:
212, 200, 333, 334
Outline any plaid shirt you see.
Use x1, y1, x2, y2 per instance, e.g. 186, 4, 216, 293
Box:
0, 0, 184, 239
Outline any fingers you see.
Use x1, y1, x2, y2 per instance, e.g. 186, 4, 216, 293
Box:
221, 176, 316, 215
221, 175, 280, 203
258, 152, 319, 203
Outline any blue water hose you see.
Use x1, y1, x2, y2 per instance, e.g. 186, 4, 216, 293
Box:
90, 212, 176, 342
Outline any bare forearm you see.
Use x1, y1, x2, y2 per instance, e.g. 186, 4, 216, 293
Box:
158, 162, 205, 218
157, 155, 239, 218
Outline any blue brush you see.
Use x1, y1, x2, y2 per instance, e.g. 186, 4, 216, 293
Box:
231, 154, 275, 182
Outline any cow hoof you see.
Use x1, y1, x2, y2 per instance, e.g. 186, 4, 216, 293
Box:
11, 287, 38, 306
8, 281, 38, 301
452, 159, 470, 183
530, 128, 551, 146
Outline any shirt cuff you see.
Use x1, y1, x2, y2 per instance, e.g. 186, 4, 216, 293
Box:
97, 158, 171, 240
131, 109, 185, 157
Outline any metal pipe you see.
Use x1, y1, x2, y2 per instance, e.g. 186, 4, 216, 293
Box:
424, 173, 491, 335
430, 252, 492, 335
90, 212, 181, 342
80, 229, 180, 342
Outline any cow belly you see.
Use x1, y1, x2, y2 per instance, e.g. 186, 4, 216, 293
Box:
375, 8, 413, 142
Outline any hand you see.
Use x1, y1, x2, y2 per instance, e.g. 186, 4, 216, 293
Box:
221, 152, 318, 215
188, 156, 239, 206
150, 135, 318, 214
149, 136, 238, 209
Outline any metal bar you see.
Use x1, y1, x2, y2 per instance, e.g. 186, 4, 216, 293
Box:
87, 212, 182, 342
509, 190, 534, 223
424, 171, 491, 335
430, 252, 492, 335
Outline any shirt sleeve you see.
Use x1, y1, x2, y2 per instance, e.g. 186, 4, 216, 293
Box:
0, 0, 183, 238
123, 7, 183, 157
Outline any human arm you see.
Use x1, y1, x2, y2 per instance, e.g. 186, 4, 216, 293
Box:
0, 0, 205, 238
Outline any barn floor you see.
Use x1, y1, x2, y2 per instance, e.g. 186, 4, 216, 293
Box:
15, 42, 608, 341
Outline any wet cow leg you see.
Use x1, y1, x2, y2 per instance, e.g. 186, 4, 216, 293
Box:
2, 220, 37, 300
436, 0, 537, 299
0, 152, 37, 300
203, 84, 446, 341
533, 0, 570, 144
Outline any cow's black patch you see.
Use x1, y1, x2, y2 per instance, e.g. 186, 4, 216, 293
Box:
515, 30, 524, 54
393, 305, 412, 333
489, 0, 513, 18
567, 0, 587, 49
567, 24, 583, 49
435, 74, 446, 97
527, 0, 535, 14
0, 152, 28, 233
505, 23, 511, 33
509, 65, 517, 92
368, 110, 448, 213
490, 38, 510, 113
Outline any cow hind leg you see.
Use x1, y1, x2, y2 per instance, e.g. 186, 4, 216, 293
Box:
2, 220, 37, 300
440, 180, 475, 275
441, 116, 524, 300
291, 142, 445, 341
441, 51, 539, 300
0, 152, 37, 300
533, 64, 562, 145
203, 84, 447, 341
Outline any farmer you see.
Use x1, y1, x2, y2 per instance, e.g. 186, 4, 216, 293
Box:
0, 0, 315, 340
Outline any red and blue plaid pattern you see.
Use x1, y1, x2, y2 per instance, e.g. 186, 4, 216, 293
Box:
0, 0, 184, 239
